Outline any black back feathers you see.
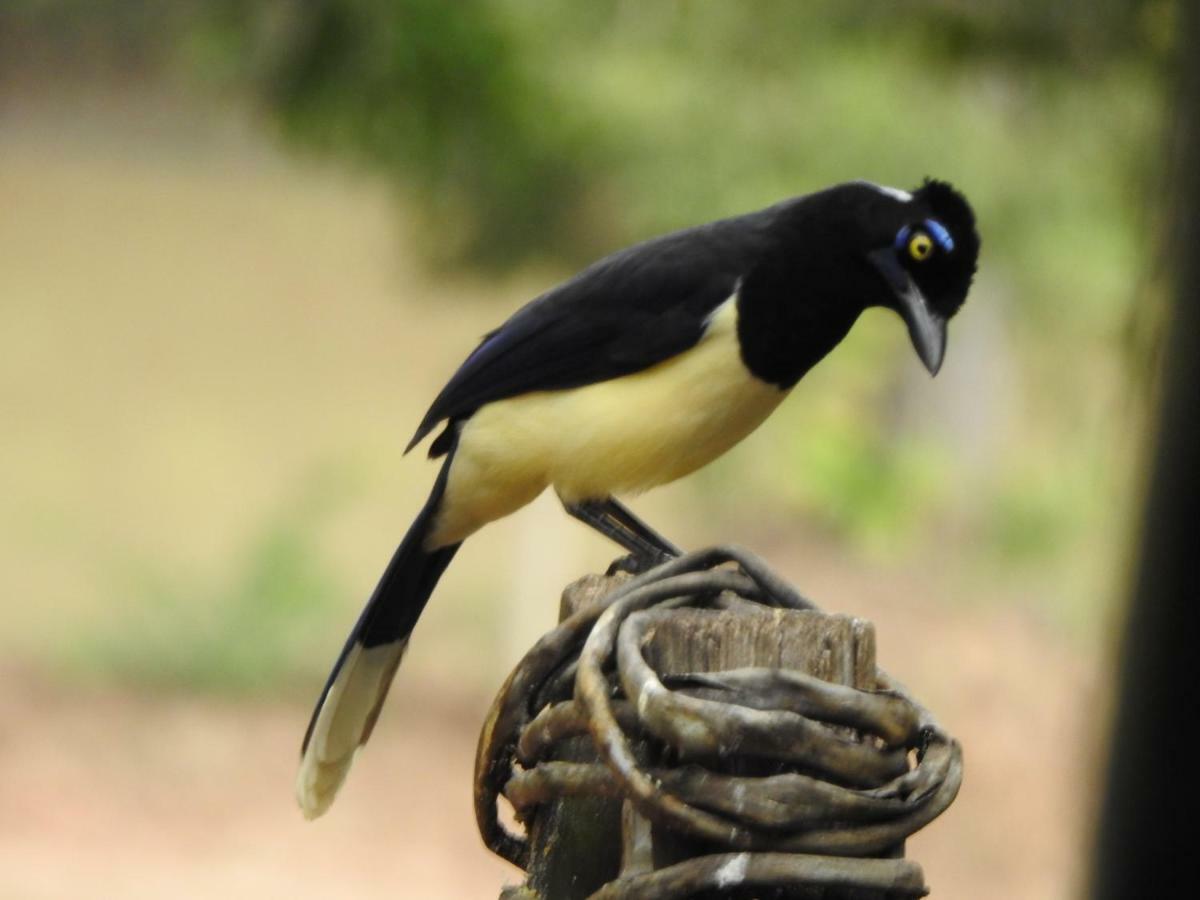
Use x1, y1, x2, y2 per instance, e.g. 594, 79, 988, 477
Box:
407, 211, 779, 456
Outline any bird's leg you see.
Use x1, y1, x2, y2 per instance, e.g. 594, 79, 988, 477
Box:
598, 496, 683, 558
562, 497, 682, 565
562, 499, 662, 560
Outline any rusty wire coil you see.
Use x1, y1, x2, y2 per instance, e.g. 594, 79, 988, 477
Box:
475, 546, 962, 898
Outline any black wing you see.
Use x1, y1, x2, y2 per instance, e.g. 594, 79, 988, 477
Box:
406, 210, 779, 456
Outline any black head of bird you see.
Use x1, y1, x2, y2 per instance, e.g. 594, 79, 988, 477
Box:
295, 177, 980, 818
736, 178, 979, 387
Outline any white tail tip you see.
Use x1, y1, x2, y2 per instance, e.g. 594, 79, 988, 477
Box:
294, 640, 407, 819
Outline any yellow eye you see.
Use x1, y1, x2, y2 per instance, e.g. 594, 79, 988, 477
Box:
908, 231, 934, 261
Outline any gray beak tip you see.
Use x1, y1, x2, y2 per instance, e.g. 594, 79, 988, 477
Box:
910, 314, 947, 377
920, 330, 947, 376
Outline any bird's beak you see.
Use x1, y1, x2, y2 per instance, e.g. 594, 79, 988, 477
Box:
867, 247, 947, 376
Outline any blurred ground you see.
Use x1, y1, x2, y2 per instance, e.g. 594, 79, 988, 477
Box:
0, 89, 1114, 898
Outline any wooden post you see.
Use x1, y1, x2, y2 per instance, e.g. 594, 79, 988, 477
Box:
510, 573, 885, 898
480, 548, 956, 899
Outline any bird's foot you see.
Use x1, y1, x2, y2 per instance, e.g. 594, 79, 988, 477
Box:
605, 551, 675, 577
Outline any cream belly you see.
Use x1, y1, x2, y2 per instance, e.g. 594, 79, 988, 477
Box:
427, 298, 788, 548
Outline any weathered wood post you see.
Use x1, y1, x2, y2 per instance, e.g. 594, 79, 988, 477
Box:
476, 547, 961, 899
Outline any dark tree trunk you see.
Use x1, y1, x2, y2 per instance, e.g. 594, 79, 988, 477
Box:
1090, 3, 1200, 896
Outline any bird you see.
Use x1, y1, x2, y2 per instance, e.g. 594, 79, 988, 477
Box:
295, 178, 980, 818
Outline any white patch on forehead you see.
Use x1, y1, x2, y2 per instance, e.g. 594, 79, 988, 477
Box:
858, 180, 912, 203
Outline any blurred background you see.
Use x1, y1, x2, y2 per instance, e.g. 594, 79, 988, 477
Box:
0, 1, 1181, 897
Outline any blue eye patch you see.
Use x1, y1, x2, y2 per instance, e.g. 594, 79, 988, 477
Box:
894, 219, 955, 253
923, 218, 955, 252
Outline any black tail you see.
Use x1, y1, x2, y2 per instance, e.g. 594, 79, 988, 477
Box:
296, 449, 460, 818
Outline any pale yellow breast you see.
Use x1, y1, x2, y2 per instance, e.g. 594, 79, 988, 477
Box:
429, 298, 787, 547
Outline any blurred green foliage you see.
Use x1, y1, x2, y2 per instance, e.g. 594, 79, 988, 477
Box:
186, 0, 1176, 270
193, 0, 605, 266
5, 0, 1174, 269
65, 474, 350, 692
